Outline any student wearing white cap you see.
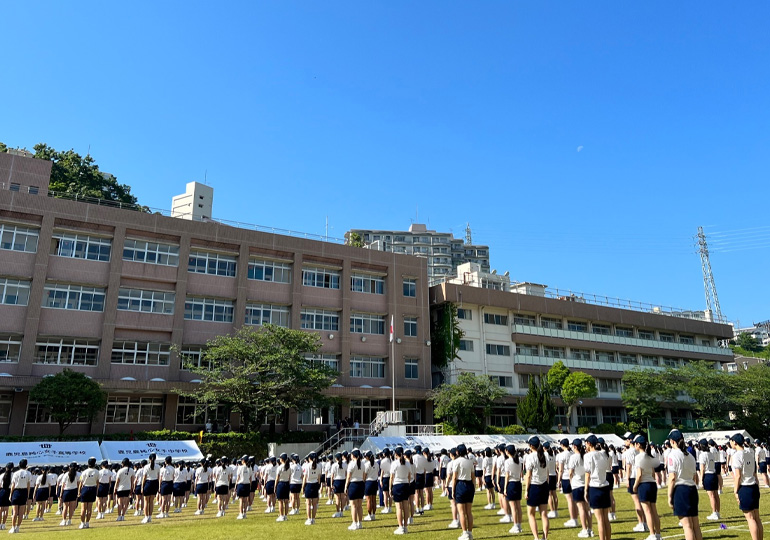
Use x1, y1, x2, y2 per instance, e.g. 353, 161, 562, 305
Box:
729, 433, 763, 540
632, 435, 661, 540
666, 430, 701, 540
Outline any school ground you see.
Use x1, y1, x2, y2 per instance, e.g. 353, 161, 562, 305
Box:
15, 481, 770, 540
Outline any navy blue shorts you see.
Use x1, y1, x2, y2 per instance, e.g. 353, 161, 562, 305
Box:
637, 482, 657, 503
454, 480, 475, 504
380, 477, 390, 491
440, 468, 447, 480
606, 471, 614, 490
275, 481, 289, 500
289, 483, 301, 494
527, 482, 549, 508
264, 480, 275, 496
474, 470, 482, 478
251, 480, 258, 492
186, 480, 192, 492
702, 473, 718, 491
235, 483, 250, 498
415, 474, 425, 490
759, 463, 768, 474
497, 476, 505, 493
195, 483, 208, 495
134, 485, 142, 495
97, 483, 110, 498
425, 473, 434, 488
304, 483, 320, 499
0, 488, 10, 507
737, 484, 760, 512
35, 488, 50, 502
627, 478, 636, 495
572, 486, 585, 503
61, 488, 78, 503
409, 481, 416, 495
673, 485, 698, 517
505, 481, 522, 501
446, 487, 453, 501
173, 482, 186, 497
215, 484, 228, 496
484, 475, 494, 490
364, 480, 378, 496
79, 485, 97, 503
143, 479, 159, 496
392, 483, 410, 502
116, 490, 130, 499
10, 489, 27, 506
561, 479, 572, 494
611, 465, 620, 474
160, 481, 173, 496
332, 479, 345, 495
654, 463, 665, 472
348, 481, 364, 500
588, 486, 611, 509
548, 475, 557, 491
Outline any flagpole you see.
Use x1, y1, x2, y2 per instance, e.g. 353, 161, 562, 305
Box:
390, 315, 396, 416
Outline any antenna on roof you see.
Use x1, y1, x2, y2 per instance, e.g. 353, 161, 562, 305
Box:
204, 170, 208, 185
465, 223, 473, 245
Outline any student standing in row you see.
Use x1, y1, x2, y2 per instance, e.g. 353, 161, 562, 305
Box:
632, 435, 661, 540
363, 451, 380, 521
114, 458, 135, 522
730, 434, 763, 540
568, 439, 592, 539
390, 446, 413, 535
556, 438, 578, 529
193, 460, 211, 515
301, 452, 321, 525
697, 439, 720, 521
666, 430, 701, 540
32, 467, 51, 522
8, 460, 31, 534
345, 449, 365, 530
78, 457, 99, 529
140, 453, 160, 524
59, 462, 79, 526
503, 444, 523, 534
584, 435, 611, 540
235, 456, 251, 520
95, 461, 111, 519
452, 444, 475, 540
524, 436, 550, 540
275, 454, 291, 522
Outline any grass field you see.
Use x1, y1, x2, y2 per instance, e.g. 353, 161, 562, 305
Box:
11, 481, 769, 540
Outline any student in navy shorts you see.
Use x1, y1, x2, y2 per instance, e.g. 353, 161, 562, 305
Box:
524, 436, 551, 540
730, 434, 763, 540
667, 430, 701, 540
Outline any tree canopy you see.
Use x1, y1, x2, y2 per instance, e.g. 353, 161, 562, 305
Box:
430, 303, 464, 370
29, 369, 107, 436
736, 332, 760, 352
429, 372, 505, 433
1, 142, 142, 206
517, 377, 556, 433
177, 325, 338, 432
621, 368, 678, 426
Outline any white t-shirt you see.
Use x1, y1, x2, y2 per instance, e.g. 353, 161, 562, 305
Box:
584, 451, 609, 488
623, 447, 637, 478
142, 464, 160, 481
303, 462, 321, 484
503, 457, 522, 483
160, 465, 175, 482
755, 447, 766, 464
265, 464, 278, 482
380, 457, 391, 478
134, 468, 144, 486
634, 452, 658, 483
289, 463, 303, 484
347, 460, 365, 482
364, 460, 380, 481
413, 454, 426, 475
556, 450, 572, 480
195, 467, 210, 484
80, 468, 99, 487
667, 448, 696, 487
11, 470, 31, 490
390, 459, 412, 485
439, 455, 450, 469
61, 471, 81, 491
732, 448, 757, 486
567, 453, 586, 489
495, 454, 505, 477
236, 464, 251, 485
173, 467, 185, 483
698, 449, 716, 475
331, 462, 347, 481
276, 465, 291, 483
98, 468, 112, 485
116, 467, 135, 491
524, 452, 549, 485
453, 456, 475, 481
546, 453, 557, 476
482, 456, 493, 476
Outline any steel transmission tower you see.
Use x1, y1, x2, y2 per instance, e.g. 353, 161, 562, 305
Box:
696, 226, 724, 323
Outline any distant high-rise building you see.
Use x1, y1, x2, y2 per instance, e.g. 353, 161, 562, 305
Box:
172, 181, 213, 221
346, 223, 490, 285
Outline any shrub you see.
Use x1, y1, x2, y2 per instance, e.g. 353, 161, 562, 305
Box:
577, 426, 592, 434
594, 423, 616, 434
486, 424, 527, 435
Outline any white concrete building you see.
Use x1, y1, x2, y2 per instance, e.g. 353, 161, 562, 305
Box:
172, 181, 214, 221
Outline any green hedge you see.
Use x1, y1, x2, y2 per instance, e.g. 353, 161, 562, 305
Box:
486, 424, 528, 435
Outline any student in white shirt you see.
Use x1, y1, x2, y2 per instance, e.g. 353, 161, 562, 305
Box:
274, 454, 291, 521
32, 466, 51, 523
543, 442, 559, 520
301, 452, 321, 525
666, 430, 701, 540
568, 439, 592, 538
481, 448, 495, 510
113, 458, 135, 522
623, 436, 643, 529
0, 463, 12, 530
157, 456, 175, 519
412, 445, 426, 515
140, 453, 160, 524
194, 460, 211, 515
363, 451, 380, 521
445, 449, 460, 530
730, 434, 763, 540
9, 459, 31, 534
288, 454, 303, 516
555, 439, 578, 529
330, 453, 347, 518
58, 462, 80, 526
172, 461, 188, 514
232, 456, 251, 519
524, 436, 550, 540
78, 457, 99, 529
451, 444, 475, 540
389, 446, 413, 535
503, 444, 524, 534
421, 448, 435, 511
584, 435, 611, 540
132, 462, 145, 517
95, 461, 111, 520
697, 439, 720, 521
633, 435, 661, 540
344, 449, 366, 530
379, 449, 392, 514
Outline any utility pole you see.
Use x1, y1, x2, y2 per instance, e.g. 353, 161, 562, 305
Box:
696, 226, 724, 323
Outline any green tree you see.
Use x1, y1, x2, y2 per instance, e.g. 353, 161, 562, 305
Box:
733, 363, 770, 439
518, 377, 555, 433
430, 303, 464, 369
676, 361, 738, 421
429, 372, 505, 433
546, 361, 570, 400
177, 325, 337, 433
561, 371, 598, 432
346, 232, 364, 247
736, 332, 759, 352
621, 368, 677, 427
29, 369, 107, 436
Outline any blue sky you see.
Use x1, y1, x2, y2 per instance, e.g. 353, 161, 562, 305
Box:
3, 2, 769, 325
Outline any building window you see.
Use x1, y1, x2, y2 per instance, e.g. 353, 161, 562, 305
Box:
598, 379, 620, 393
592, 323, 611, 335
350, 313, 385, 335
484, 313, 508, 325
459, 339, 474, 352
457, 308, 472, 320
486, 344, 511, 356
184, 297, 234, 323
179, 347, 211, 371
638, 329, 655, 340
595, 351, 616, 363
404, 317, 418, 337
350, 356, 386, 378
541, 317, 562, 330
602, 406, 624, 424
513, 314, 536, 326
402, 278, 416, 297
302, 266, 340, 289
9, 183, 19, 192
662, 357, 679, 368
27, 186, 39, 195
641, 355, 659, 367
304, 353, 340, 372
491, 375, 513, 388
659, 332, 675, 343
515, 344, 539, 356
34, 338, 99, 366
187, 250, 237, 277
51, 232, 111, 262
0, 278, 30, 306
618, 353, 638, 365
244, 303, 290, 327
42, 283, 105, 312
349, 399, 388, 424
123, 239, 179, 266
297, 406, 339, 426
577, 406, 597, 427
615, 327, 633, 338
300, 308, 339, 331
542, 346, 565, 359
117, 288, 175, 314
247, 258, 291, 283
0, 394, 11, 423
490, 405, 517, 427
0, 223, 39, 253
570, 348, 591, 361
106, 396, 163, 424
679, 335, 695, 345
351, 273, 385, 294
176, 396, 228, 426
26, 402, 88, 424
0, 336, 22, 363
111, 341, 171, 366
518, 374, 540, 388
404, 357, 419, 380
567, 320, 588, 332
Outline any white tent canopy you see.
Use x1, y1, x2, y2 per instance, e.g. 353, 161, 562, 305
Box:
0, 441, 103, 466
100, 440, 203, 463
360, 433, 626, 455
678, 430, 753, 445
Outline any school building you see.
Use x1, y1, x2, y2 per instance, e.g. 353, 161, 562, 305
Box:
430, 263, 735, 432
0, 152, 433, 437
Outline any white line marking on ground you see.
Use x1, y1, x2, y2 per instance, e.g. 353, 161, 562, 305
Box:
660, 520, 770, 539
